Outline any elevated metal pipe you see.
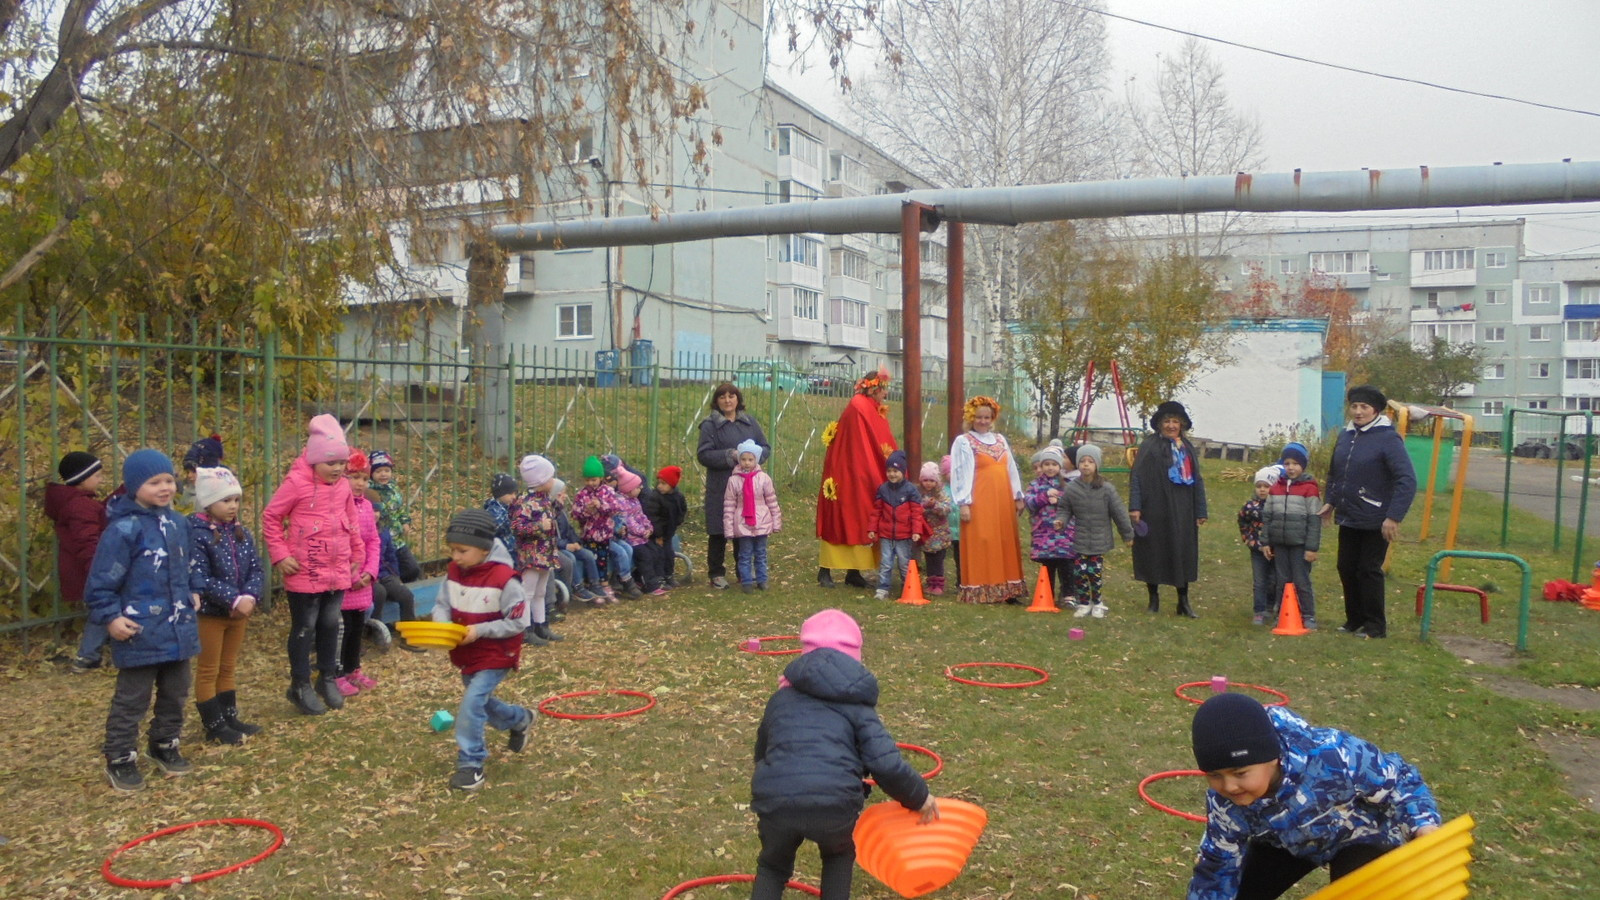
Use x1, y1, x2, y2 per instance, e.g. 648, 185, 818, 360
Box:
492, 160, 1600, 251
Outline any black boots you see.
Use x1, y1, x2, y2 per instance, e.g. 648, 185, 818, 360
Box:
316, 674, 345, 710
1146, 585, 1160, 614
817, 567, 835, 588
843, 570, 870, 589
1176, 591, 1199, 619
217, 690, 261, 736
287, 680, 326, 715
531, 622, 563, 642
197, 696, 246, 745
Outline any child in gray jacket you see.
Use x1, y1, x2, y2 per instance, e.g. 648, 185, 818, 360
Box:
1060, 444, 1134, 618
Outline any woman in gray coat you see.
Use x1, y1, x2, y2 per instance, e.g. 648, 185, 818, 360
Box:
697, 383, 770, 589
1130, 400, 1208, 618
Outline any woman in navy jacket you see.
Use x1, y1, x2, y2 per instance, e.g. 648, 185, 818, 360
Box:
1321, 385, 1415, 639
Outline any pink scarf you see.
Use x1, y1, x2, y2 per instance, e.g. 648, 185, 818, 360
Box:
738, 470, 760, 527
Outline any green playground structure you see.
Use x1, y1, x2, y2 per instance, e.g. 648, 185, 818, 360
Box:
1419, 550, 1532, 652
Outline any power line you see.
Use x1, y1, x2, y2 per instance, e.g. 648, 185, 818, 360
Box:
1074, 1, 1600, 119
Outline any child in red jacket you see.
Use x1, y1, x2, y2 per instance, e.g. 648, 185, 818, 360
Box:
868, 451, 928, 600
46, 451, 109, 672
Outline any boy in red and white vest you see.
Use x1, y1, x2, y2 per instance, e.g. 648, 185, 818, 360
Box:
433, 509, 535, 791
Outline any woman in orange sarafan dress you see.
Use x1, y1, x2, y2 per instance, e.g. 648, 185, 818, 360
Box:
949, 396, 1026, 603
815, 371, 897, 589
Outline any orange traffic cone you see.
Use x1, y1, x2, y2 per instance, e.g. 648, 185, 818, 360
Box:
854, 797, 988, 899
1272, 583, 1310, 636
898, 559, 930, 605
1026, 567, 1060, 613
1582, 567, 1600, 610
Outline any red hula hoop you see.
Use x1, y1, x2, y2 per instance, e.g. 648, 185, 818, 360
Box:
662, 873, 821, 899
739, 635, 802, 655
538, 689, 657, 720
103, 817, 285, 889
1138, 770, 1208, 824
864, 742, 944, 787
945, 661, 1050, 688
1174, 682, 1291, 707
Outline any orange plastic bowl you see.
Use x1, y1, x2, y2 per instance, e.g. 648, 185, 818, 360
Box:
853, 798, 987, 899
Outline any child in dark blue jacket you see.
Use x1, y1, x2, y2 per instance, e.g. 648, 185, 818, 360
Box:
749, 609, 939, 900
86, 450, 204, 792
187, 466, 265, 745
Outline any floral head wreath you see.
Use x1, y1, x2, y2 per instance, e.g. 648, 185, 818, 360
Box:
855, 367, 892, 394
962, 395, 1001, 425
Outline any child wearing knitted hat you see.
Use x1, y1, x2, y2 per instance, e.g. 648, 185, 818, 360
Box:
434, 508, 536, 792
722, 439, 782, 593
1263, 442, 1323, 631
867, 450, 926, 600
1239, 466, 1279, 626
366, 449, 421, 582
1023, 442, 1078, 610
636, 465, 688, 594
749, 609, 939, 898
612, 467, 656, 597
261, 414, 364, 716
46, 450, 109, 671
1187, 692, 1441, 899
1056, 444, 1133, 618
509, 454, 564, 642
188, 465, 266, 744
916, 461, 953, 596
570, 455, 626, 600
86, 449, 203, 791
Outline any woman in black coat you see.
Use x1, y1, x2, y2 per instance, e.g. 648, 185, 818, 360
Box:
697, 383, 770, 589
1129, 400, 1208, 618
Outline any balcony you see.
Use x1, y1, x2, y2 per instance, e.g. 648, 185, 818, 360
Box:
1564, 377, 1600, 397
827, 322, 870, 349
777, 314, 825, 344
828, 275, 872, 304
1410, 259, 1477, 288
1409, 305, 1476, 323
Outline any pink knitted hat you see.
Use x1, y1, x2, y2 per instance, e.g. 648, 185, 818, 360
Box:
615, 469, 643, 493
919, 461, 941, 483
304, 414, 349, 464
800, 609, 863, 661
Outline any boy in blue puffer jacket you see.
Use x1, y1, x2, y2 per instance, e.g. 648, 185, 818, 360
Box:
1187, 692, 1441, 900
749, 609, 939, 900
86, 449, 204, 792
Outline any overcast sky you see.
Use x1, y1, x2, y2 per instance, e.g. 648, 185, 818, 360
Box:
770, 0, 1600, 254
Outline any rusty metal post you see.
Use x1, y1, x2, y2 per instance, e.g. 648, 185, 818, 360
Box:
946, 221, 965, 452
901, 201, 924, 471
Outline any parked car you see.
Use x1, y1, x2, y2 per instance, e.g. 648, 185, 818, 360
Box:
733, 360, 810, 393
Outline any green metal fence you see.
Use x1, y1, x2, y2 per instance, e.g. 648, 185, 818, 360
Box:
2, 313, 1016, 636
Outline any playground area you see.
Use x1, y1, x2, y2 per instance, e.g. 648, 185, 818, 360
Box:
1, 470, 1598, 898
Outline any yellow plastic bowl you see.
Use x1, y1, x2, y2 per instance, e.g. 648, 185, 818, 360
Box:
395, 621, 468, 650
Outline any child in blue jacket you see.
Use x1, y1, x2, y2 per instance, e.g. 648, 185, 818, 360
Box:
86, 450, 204, 792
1187, 692, 1441, 900
749, 609, 939, 900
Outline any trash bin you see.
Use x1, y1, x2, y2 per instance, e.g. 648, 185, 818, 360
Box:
1403, 434, 1454, 493
596, 350, 620, 388
629, 339, 654, 387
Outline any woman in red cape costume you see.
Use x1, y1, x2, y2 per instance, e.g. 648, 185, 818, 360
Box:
815, 371, 897, 588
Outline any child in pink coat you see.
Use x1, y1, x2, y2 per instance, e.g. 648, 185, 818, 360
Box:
335, 449, 382, 697
722, 439, 782, 593
261, 414, 364, 716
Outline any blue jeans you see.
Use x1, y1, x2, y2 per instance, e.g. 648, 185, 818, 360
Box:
456, 667, 532, 769
609, 540, 634, 580
878, 539, 914, 588
735, 535, 769, 586
566, 546, 600, 584
1272, 545, 1316, 621
77, 619, 109, 662
1249, 549, 1277, 615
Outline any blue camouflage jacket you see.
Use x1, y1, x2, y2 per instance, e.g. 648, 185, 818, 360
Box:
86, 496, 203, 668
1188, 706, 1441, 900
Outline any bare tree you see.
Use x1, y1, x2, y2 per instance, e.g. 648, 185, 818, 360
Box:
849, 0, 1120, 371
1123, 37, 1266, 256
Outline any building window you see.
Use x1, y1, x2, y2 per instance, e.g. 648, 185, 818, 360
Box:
1527, 286, 1556, 304
1484, 289, 1507, 305
1425, 290, 1457, 309
831, 249, 870, 281
1484, 364, 1505, 379
792, 288, 820, 321
1309, 251, 1370, 274
564, 127, 595, 164
1484, 326, 1506, 342
557, 303, 593, 339
1423, 249, 1473, 270
1483, 251, 1508, 268
1566, 359, 1600, 379
1566, 397, 1600, 411
1566, 320, 1600, 341
765, 291, 773, 319
1530, 325, 1551, 341
1528, 400, 1550, 410
1580, 286, 1600, 304
777, 126, 822, 167
831, 298, 867, 327
1483, 400, 1505, 416
1278, 258, 1299, 275
779, 235, 821, 267
1411, 323, 1474, 346
874, 313, 884, 333
778, 180, 819, 203
1529, 362, 1551, 378
971, 333, 979, 353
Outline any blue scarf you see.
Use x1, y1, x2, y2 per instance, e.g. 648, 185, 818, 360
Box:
1166, 440, 1194, 485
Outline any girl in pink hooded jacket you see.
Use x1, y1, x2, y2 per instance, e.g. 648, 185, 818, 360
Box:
262, 414, 364, 716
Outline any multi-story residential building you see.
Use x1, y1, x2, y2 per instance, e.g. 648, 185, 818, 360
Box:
337, 1, 976, 386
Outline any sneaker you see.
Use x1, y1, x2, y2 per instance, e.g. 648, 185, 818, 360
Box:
741, 583, 755, 594
1091, 603, 1109, 619
365, 619, 392, 652
757, 582, 767, 591
650, 586, 669, 596
508, 716, 533, 753
666, 576, 681, 588
1303, 617, 1319, 631
146, 739, 193, 777
710, 576, 729, 590
450, 767, 485, 791
334, 676, 361, 697
574, 585, 598, 602
1073, 603, 1093, 618
105, 751, 144, 792
1251, 614, 1267, 626
874, 589, 889, 601
70, 656, 102, 674
350, 669, 378, 690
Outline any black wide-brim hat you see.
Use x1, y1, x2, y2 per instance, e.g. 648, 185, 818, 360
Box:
1150, 400, 1193, 432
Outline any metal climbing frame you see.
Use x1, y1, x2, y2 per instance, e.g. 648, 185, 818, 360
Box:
1419, 550, 1532, 652
1499, 409, 1593, 582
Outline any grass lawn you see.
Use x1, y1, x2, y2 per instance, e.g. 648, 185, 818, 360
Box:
4, 477, 1599, 899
